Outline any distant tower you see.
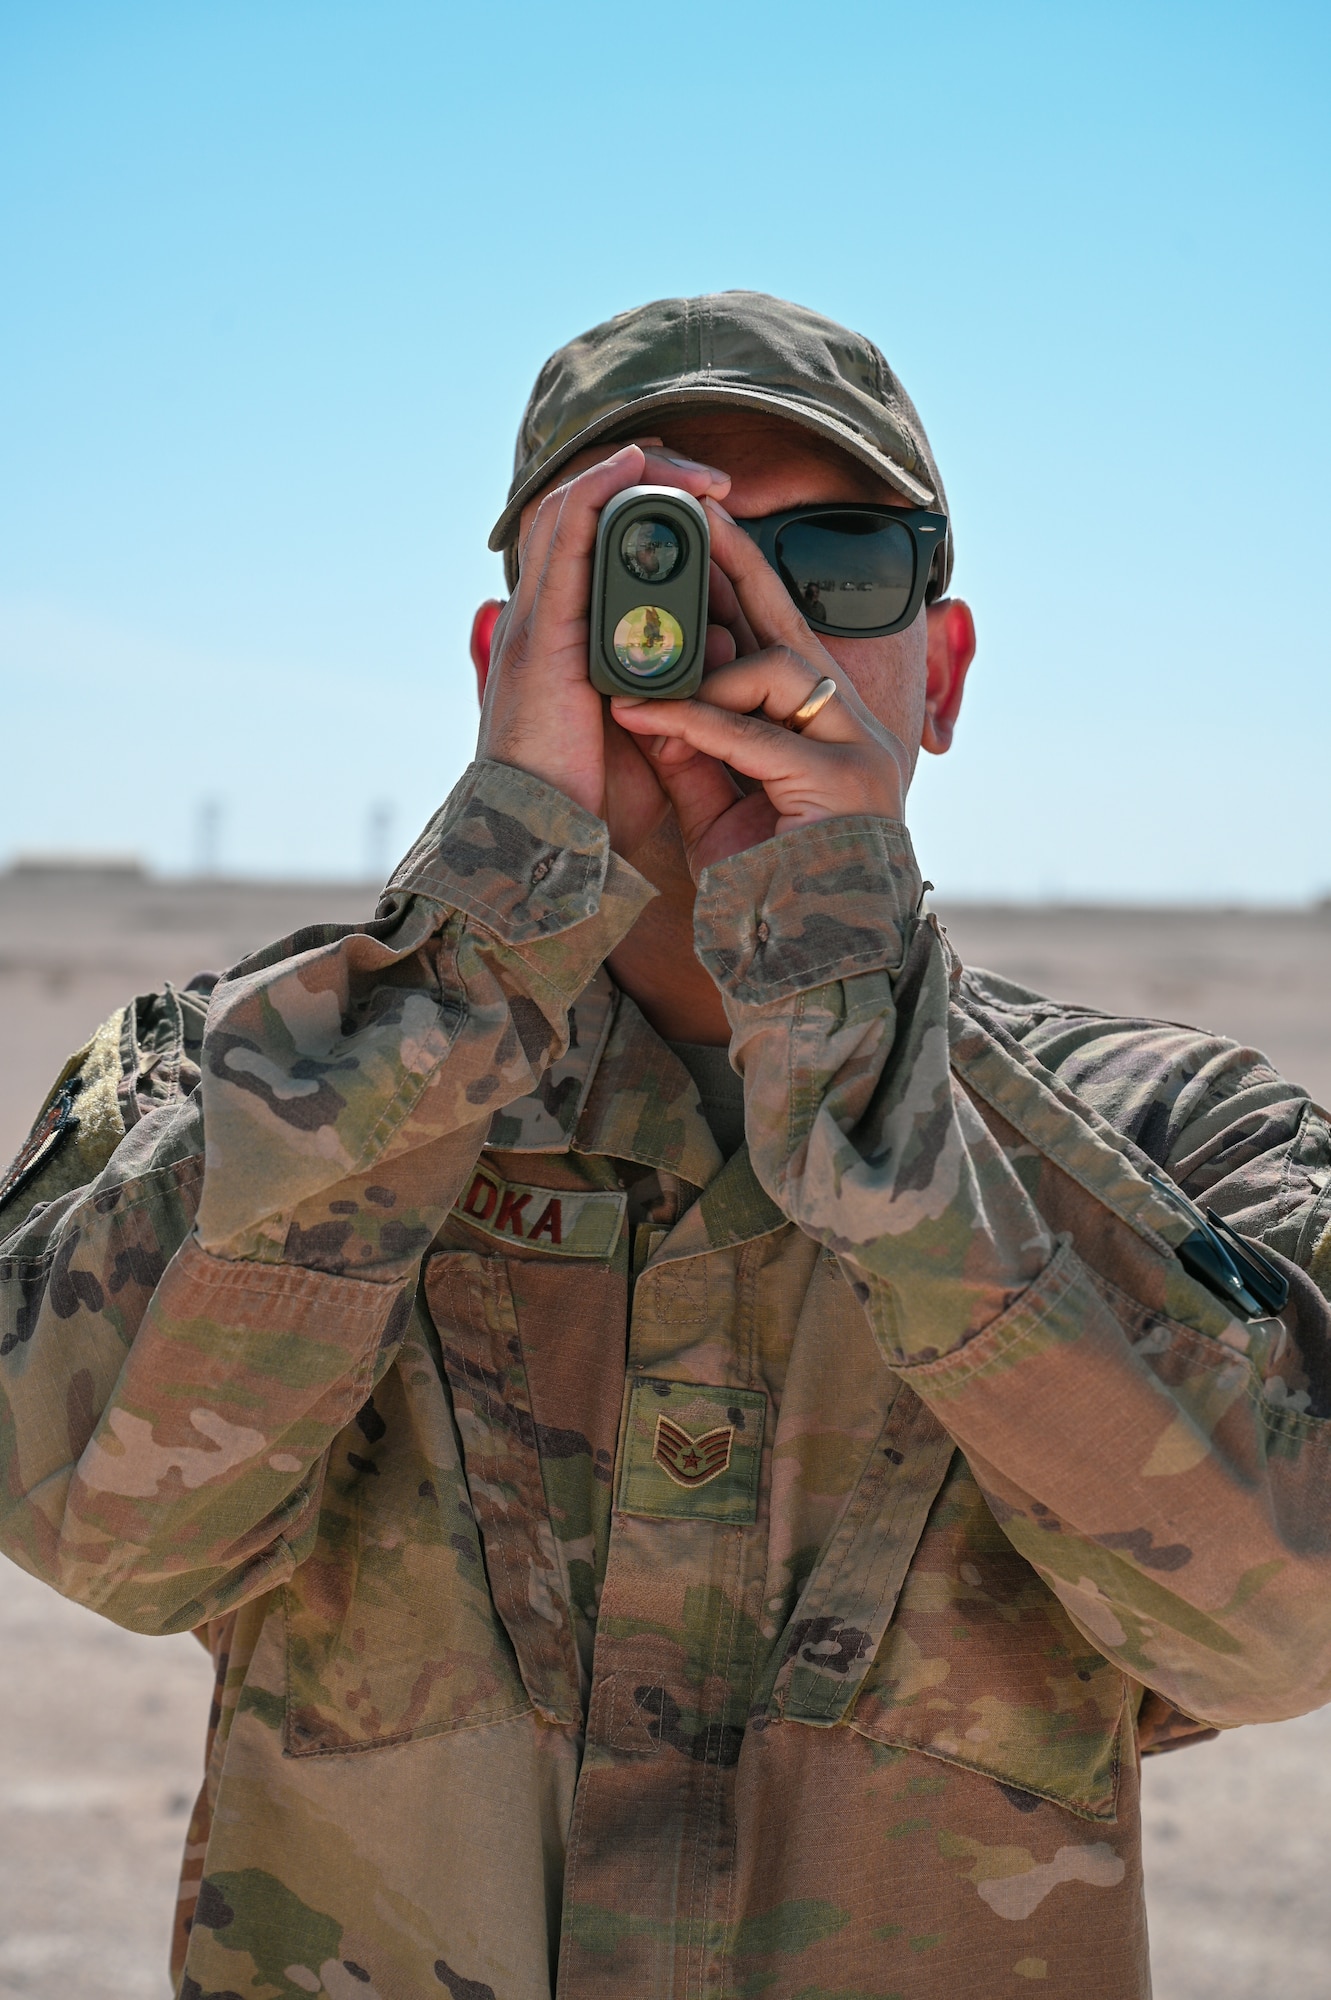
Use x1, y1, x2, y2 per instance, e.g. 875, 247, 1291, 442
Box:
195, 798, 223, 877
366, 801, 394, 885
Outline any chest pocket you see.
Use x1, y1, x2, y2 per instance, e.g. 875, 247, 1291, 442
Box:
848, 1454, 1128, 1818
765, 1382, 1126, 1820
282, 1304, 532, 1756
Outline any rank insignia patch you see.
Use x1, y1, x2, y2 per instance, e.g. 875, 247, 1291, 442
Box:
619, 1378, 766, 1524
653, 1414, 733, 1488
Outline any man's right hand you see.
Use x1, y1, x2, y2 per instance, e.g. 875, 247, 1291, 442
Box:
476, 443, 732, 858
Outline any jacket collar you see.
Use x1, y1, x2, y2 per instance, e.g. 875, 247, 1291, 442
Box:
485, 968, 720, 1185
483, 968, 619, 1155
572, 984, 723, 1189
486, 970, 786, 1253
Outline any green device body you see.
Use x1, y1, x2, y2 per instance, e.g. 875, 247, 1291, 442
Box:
588, 485, 710, 700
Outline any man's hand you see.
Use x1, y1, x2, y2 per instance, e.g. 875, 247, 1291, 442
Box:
609, 501, 911, 878
476, 443, 733, 861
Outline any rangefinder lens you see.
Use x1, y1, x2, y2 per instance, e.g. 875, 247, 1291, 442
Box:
620, 518, 683, 584
590, 485, 707, 701
612, 604, 685, 677
775, 513, 915, 631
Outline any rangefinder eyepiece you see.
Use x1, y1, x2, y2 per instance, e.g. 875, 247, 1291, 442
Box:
589, 486, 709, 700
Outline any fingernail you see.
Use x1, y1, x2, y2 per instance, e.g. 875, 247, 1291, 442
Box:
660, 451, 725, 477
706, 498, 736, 522
611, 695, 647, 708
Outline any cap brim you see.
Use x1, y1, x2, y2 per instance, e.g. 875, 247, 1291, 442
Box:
486, 382, 936, 554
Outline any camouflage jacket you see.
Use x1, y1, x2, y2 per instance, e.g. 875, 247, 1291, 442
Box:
3, 758, 1331, 2000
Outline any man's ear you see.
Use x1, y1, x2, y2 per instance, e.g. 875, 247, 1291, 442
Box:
470, 600, 505, 702
921, 598, 976, 755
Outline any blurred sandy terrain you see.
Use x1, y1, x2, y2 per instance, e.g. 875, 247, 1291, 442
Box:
1, 866, 1329, 1999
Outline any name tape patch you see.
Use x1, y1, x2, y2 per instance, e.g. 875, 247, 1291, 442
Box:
453, 1164, 626, 1259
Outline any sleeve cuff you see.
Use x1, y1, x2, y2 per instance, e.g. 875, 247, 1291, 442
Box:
384, 760, 652, 948
692, 816, 923, 1006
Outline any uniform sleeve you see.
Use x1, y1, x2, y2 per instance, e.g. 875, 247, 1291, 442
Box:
0, 761, 653, 1634
694, 817, 1331, 1729
972, 983, 1331, 1298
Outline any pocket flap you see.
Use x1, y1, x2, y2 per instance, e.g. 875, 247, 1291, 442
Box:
767, 1386, 955, 1724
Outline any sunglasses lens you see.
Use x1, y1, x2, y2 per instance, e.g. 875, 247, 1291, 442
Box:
774, 513, 917, 632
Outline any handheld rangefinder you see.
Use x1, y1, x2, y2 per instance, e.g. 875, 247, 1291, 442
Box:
589, 485, 710, 700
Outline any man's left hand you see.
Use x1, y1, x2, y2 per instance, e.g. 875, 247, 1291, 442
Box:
610, 500, 910, 879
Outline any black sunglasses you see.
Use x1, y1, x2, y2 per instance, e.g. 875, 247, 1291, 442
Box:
736, 504, 948, 638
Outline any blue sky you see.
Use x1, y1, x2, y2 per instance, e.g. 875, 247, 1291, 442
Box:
1, 1, 1327, 896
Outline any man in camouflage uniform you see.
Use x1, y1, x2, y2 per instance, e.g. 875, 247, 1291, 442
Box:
3, 292, 1330, 2000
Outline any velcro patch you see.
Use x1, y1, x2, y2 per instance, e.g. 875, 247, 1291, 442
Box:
618, 1379, 766, 1524
452, 1163, 625, 1259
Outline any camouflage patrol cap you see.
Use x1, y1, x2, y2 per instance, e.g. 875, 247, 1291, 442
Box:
489, 290, 952, 595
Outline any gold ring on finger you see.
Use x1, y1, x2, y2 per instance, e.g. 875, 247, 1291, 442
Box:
781, 676, 838, 733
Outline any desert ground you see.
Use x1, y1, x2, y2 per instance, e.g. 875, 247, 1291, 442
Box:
1, 863, 1329, 1999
